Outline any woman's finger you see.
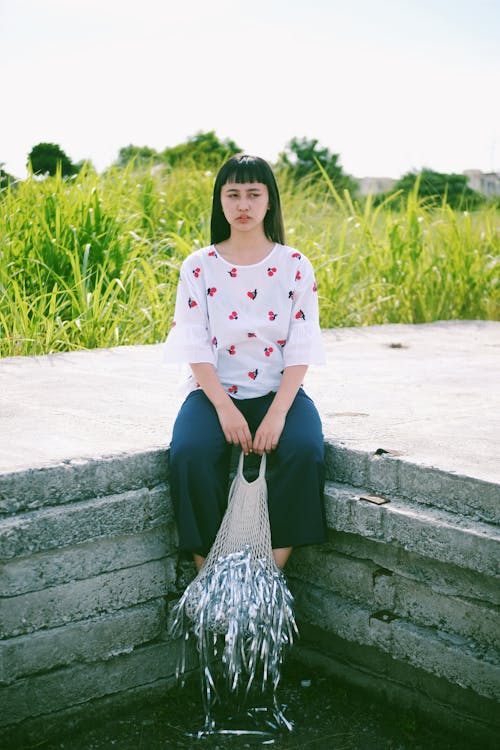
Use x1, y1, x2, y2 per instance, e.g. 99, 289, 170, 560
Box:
239, 428, 253, 455
254, 431, 267, 455
251, 433, 261, 455
226, 429, 239, 445
240, 439, 251, 455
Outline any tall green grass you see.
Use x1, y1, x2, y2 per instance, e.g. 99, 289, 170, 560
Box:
0, 163, 498, 357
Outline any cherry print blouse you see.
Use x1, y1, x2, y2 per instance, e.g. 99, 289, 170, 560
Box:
162, 243, 325, 398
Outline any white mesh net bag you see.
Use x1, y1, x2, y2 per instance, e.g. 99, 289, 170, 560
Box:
170, 450, 298, 721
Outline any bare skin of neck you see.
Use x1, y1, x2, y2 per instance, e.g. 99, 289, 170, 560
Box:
215, 227, 275, 266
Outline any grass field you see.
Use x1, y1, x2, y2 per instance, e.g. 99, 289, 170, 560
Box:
0, 163, 498, 357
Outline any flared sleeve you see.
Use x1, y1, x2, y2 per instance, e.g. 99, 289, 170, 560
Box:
283, 255, 326, 367
162, 256, 216, 366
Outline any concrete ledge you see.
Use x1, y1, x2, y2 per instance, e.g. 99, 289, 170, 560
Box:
1, 445, 498, 741
0, 450, 169, 515
1, 322, 498, 483
326, 445, 500, 525
2, 442, 499, 521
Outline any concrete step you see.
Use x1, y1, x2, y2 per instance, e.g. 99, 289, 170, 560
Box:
0, 600, 166, 686
0, 450, 169, 516
1, 440, 498, 527
0, 639, 196, 728
323, 480, 500, 577
1, 556, 177, 639
325, 526, 500, 607
1, 524, 176, 597
326, 444, 500, 525
291, 580, 500, 703
288, 546, 499, 652
0, 484, 172, 562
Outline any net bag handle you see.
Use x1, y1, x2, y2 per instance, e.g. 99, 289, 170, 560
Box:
236, 449, 267, 480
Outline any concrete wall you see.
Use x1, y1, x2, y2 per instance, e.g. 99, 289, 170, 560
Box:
289, 445, 500, 746
1, 444, 499, 747
0, 451, 196, 747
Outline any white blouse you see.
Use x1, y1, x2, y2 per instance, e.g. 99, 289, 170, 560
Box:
162, 243, 326, 399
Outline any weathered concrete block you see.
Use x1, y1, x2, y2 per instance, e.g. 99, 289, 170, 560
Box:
289, 545, 499, 649
0, 484, 172, 561
0, 639, 196, 727
385, 573, 499, 650
1, 556, 176, 638
292, 581, 500, 702
328, 530, 500, 606
294, 630, 500, 749
387, 618, 500, 701
327, 445, 500, 525
292, 579, 370, 642
324, 482, 500, 576
0, 449, 169, 515
0, 600, 166, 685
287, 546, 377, 604
0, 523, 178, 597
366, 452, 400, 497
325, 444, 368, 486
392, 461, 500, 524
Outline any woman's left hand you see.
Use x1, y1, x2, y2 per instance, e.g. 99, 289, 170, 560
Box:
252, 408, 286, 455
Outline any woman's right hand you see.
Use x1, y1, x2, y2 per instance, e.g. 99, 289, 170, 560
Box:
188, 363, 253, 454
216, 402, 253, 455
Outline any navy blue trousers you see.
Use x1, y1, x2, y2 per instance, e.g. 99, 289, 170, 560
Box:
168, 388, 327, 557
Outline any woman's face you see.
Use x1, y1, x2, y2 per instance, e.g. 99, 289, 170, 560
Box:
220, 181, 269, 233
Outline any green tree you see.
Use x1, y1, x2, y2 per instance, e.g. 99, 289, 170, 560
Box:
115, 144, 162, 168
388, 168, 484, 210
162, 131, 242, 170
277, 136, 357, 193
27, 142, 78, 177
0, 163, 15, 190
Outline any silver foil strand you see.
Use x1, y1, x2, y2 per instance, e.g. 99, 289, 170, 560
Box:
170, 545, 298, 730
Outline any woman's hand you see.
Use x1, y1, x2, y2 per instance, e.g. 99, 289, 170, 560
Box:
251, 366, 308, 454
216, 402, 253, 455
252, 408, 286, 455
188, 363, 253, 454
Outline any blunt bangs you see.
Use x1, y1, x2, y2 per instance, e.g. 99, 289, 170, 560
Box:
210, 154, 285, 245
218, 155, 272, 188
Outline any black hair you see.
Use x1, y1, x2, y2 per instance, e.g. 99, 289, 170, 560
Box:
210, 154, 285, 245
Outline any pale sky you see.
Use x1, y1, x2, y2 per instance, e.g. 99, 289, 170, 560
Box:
1, 0, 499, 179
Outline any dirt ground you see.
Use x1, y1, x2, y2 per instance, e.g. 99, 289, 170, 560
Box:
32, 659, 483, 750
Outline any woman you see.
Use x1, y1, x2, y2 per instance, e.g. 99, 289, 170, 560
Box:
163, 154, 327, 572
